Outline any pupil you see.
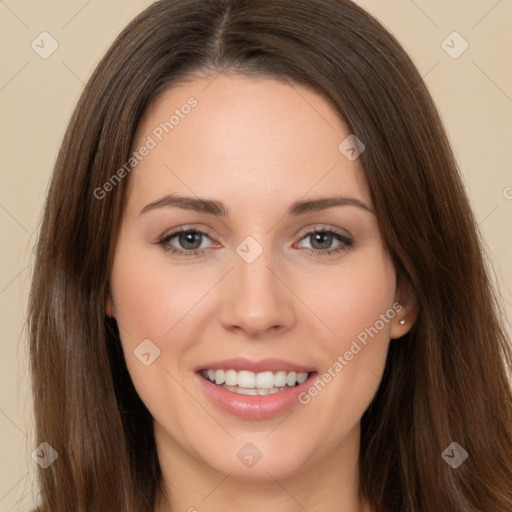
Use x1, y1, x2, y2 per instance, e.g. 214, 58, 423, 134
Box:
312, 233, 332, 250
180, 232, 201, 250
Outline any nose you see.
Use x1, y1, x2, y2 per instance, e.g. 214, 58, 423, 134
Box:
218, 246, 297, 338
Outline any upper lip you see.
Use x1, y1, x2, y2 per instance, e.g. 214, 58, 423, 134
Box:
196, 357, 316, 374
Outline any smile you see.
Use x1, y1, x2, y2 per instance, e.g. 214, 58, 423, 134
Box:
200, 369, 310, 395
195, 358, 318, 419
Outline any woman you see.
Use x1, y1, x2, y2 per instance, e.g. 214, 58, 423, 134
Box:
29, 0, 512, 511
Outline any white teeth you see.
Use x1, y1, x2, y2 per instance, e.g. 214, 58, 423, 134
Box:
224, 385, 287, 395
237, 370, 256, 388
256, 371, 275, 389
214, 369, 225, 385
202, 369, 310, 389
235, 387, 258, 395
286, 371, 297, 386
274, 370, 287, 387
297, 372, 308, 384
224, 369, 237, 386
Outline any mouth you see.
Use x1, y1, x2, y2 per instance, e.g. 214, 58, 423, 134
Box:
199, 368, 311, 396
195, 358, 318, 419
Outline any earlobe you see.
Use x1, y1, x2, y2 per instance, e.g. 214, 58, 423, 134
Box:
390, 275, 418, 339
390, 313, 414, 339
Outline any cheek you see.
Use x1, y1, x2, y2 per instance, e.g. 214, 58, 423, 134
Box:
109, 238, 205, 390
297, 249, 395, 415
307, 249, 396, 348
110, 240, 195, 342
109, 244, 192, 431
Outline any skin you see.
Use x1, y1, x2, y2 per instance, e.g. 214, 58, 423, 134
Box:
107, 73, 417, 512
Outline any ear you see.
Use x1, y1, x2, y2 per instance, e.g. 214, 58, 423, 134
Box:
390, 273, 418, 340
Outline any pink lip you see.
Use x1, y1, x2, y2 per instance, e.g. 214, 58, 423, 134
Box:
195, 357, 316, 374
194, 357, 318, 420
196, 372, 317, 420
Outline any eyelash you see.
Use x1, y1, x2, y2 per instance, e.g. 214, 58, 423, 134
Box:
155, 226, 354, 258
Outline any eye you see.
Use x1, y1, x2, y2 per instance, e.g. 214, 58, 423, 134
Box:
156, 228, 217, 257
294, 228, 354, 257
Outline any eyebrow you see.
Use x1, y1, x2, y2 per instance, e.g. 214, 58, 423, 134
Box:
139, 194, 374, 217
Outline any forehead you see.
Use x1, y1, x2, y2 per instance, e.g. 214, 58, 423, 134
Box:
126, 73, 371, 215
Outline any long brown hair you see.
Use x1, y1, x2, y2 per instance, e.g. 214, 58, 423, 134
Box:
29, 1, 512, 510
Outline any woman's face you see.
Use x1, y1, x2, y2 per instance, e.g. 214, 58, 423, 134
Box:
108, 73, 412, 480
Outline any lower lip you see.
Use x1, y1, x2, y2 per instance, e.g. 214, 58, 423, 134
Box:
196, 372, 317, 420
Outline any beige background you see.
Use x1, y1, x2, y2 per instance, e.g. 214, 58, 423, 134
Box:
1, 0, 511, 509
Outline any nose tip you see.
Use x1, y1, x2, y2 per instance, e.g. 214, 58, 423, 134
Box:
218, 252, 297, 338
